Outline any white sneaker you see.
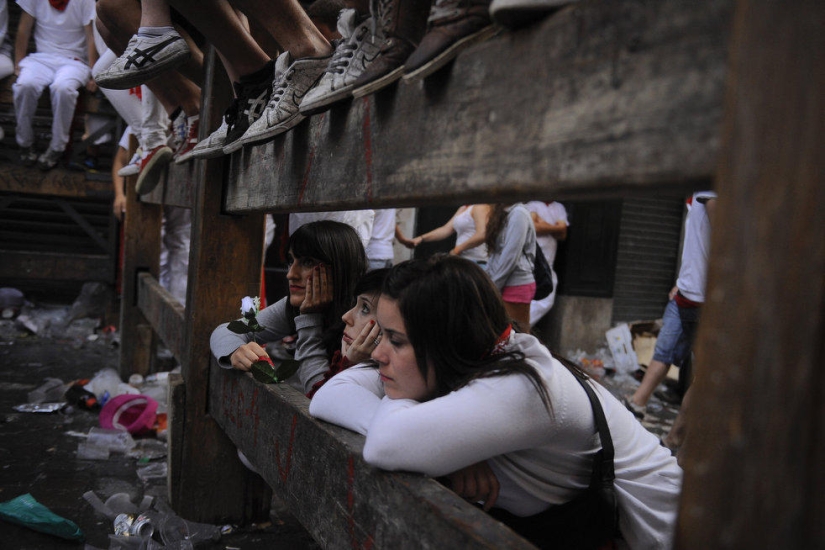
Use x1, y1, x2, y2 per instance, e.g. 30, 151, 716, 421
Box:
117, 149, 142, 177
95, 31, 191, 90
489, 0, 576, 28
189, 119, 229, 160
299, 10, 381, 116
226, 52, 331, 152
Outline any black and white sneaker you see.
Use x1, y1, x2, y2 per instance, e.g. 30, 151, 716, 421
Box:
221, 59, 276, 154
95, 30, 190, 90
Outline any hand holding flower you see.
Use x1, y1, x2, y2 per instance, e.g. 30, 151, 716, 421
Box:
230, 341, 269, 372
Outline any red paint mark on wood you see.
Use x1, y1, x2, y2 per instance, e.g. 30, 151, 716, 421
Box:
297, 113, 326, 205
346, 455, 375, 550
362, 98, 374, 202
275, 414, 298, 483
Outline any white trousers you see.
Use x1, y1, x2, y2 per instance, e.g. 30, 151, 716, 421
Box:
0, 52, 13, 81
529, 269, 559, 327
159, 206, 191, 306
13, 53, 90, 151
92, 50, 168, 151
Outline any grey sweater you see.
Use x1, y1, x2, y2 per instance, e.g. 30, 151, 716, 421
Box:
210, 297, 328, 393
486, 204, 536, 290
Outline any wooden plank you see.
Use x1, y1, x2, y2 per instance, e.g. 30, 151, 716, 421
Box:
225, 0, 731, 213
140, 161, 197, 210
0, 250, 113, 282
137, 272, 185, 361
0, 161, 113, 199
676, 1, 825, 548
119, 168, 162, 378
210, 363, 535, 549
168, 48, 271, 523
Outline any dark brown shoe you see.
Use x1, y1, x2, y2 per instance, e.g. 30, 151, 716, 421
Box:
403, 0, 497, 82
351, 0, 433, 98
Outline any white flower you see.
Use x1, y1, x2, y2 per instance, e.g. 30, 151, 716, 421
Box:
241, 296, 256, 316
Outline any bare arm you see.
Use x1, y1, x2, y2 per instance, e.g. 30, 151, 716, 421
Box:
111, 147, 128, 222
531, 212, 567, 240
394, 225, 416, 249
84, 23, 98, 92
413, 207, 462, 246
14, 12, 34, 75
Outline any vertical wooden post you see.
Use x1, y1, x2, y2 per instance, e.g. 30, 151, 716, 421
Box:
119, 162, 162, 378
169, 48, 271, 522
677, 1, 825, 547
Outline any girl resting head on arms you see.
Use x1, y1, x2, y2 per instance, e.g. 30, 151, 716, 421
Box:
309, 255, 682, 549
306, 267, 390, 398
211, 220, 367, 394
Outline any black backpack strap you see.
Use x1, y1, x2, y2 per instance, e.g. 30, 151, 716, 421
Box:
570, 371, 615, 486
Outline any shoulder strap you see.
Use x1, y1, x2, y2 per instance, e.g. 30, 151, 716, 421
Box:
571, 372, 615, 486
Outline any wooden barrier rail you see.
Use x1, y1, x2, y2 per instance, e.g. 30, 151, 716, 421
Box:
119, 0, 825, 547
210, 362, 535, 549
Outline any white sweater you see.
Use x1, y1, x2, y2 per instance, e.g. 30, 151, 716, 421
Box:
310, 332, 681, 549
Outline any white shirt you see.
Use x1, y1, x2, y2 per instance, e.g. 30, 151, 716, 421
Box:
524, 201, 568, 268
310, 332, 682, 549
675, 191, 716, 302
17, 0, 96, 61
366, 209, 396, 261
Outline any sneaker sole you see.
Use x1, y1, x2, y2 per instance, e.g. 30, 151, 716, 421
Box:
223, 113, 306, 153
95, 50, 191, 90
299, 85, 356, 117
352, 66, 405, 99
117, 166, 140, 177
403, 25, 499, 82
135, 148, 173, 195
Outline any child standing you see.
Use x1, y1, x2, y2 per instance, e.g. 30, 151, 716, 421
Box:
13, 0, 97, 170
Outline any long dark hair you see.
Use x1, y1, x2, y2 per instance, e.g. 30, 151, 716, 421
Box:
381, 255, 551, 410
288, 220, 368, 354
484, 203, 509, 253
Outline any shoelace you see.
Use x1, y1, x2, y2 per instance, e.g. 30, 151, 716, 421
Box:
269, 69, 294, 107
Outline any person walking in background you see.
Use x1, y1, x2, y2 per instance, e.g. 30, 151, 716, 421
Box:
485, 203, 536, 332
525, 200, 568, 327
623, 191, 717, 421
411, 204, 490, 265
13, 0, 98, 170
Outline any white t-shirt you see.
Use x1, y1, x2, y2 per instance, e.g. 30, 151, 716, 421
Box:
675, 191, 716, 302
17, 0, 96, 61
366, 209, 396, 261
524, 201, 568, 268
310, 332, 682, 549
289, 210, 374, 252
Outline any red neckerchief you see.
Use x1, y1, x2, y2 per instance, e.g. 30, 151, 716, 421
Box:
487, 324, 512, 358
49, 0, 70, 11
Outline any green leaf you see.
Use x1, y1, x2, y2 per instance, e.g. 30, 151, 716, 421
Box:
250, 360, 278, 384
273, 359, 300, 383
227, 320, 252, 334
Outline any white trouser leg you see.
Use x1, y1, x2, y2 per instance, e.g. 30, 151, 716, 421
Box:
93, 50, 143, 129
48, 58, 90, 151
529, 269, 558, 327
0, 53, 14, 81
160, 206, 191, 306
140, 85, 169, 150
13, 55, 52, 148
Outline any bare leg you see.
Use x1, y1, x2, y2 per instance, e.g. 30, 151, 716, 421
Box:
229, 0, 332, 58
630, 358, 669, 408
504, 301, 531, 335
167, 0, 272, 81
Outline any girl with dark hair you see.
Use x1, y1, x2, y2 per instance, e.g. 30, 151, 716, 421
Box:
306, 267, 389, 397
485, 203, 536, 332
211, 220, 368, 394
310, 255, 681, 549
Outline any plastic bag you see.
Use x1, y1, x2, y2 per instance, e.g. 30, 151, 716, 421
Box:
0, 493, 84, 541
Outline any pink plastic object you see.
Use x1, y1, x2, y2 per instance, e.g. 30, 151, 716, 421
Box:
99, 395, 159, 435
